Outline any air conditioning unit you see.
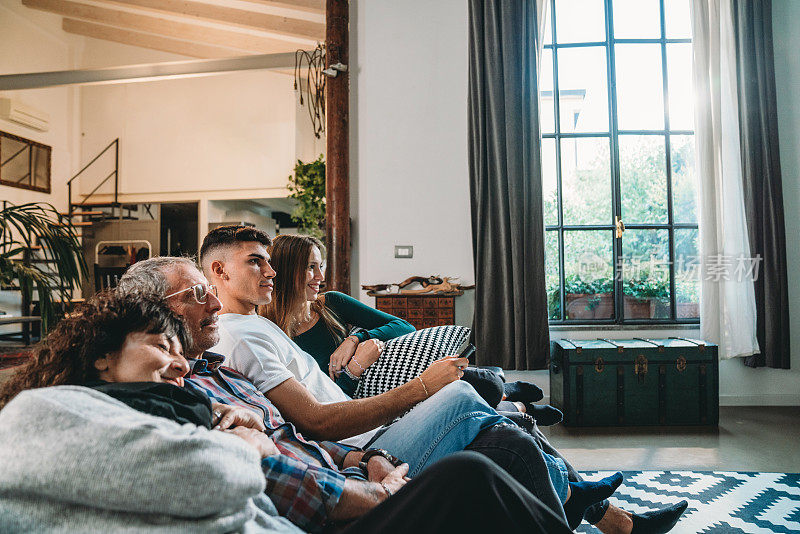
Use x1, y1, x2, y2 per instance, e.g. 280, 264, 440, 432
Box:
0, 98, 50, 132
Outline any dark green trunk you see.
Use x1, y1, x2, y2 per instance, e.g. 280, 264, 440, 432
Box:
550, 338, 719, 427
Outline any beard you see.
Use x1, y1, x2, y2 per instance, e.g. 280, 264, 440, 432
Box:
188, 324, 220, 357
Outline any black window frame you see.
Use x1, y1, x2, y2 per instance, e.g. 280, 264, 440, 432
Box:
0, 130, 52, 194
543, 0, 700, 325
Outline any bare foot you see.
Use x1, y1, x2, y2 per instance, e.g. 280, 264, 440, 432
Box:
513, 401, 526, 413
594, 504, 633, 534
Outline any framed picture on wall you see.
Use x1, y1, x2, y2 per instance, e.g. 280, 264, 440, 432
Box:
0, 130, 51, 193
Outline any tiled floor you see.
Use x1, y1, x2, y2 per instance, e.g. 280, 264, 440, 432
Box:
540, 406, 800, 473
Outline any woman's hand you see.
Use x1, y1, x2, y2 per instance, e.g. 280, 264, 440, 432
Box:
329, 336, 359, 379
417, 356, 469, 397
347, 339, 385, 377
225, 427, 279, 458
212, 402, 266, 431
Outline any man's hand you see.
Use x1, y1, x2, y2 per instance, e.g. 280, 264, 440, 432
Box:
212, 402, 266, 431
379, 463, 409, 496
365, 455, 396, 482
418, 356, 469, 396
342, 451, 404, 482
330, 464, 411, 521
224, 427, 279, 458
329, 336, 359, 379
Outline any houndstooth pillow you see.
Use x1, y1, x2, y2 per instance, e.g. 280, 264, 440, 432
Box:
352, 325, 471, 399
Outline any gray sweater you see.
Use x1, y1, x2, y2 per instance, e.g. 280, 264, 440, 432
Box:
0, 386, 305, 534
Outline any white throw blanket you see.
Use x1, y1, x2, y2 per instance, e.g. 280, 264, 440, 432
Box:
0, 385, 304, 533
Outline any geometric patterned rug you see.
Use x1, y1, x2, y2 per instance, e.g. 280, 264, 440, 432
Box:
576, 471, 800, 534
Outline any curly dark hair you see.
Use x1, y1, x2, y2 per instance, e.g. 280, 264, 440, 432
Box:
0, 292, 190, 409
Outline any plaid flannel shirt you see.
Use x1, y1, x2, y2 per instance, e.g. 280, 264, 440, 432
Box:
184, 352, 365, 533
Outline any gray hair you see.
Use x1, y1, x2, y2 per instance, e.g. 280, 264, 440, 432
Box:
116, 256, 197, 298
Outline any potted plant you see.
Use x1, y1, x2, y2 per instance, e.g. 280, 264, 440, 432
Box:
0, 202, 87, 333
563, 275, 613, 319
676, 280, 700, 318
287, 155, 326, 239
623, 276, 669, 319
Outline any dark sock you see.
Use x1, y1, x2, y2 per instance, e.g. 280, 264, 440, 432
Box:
563, 472, 623, 530
527, 404, 563, 426
630, 500, 688, 534
503, 381, 544, 403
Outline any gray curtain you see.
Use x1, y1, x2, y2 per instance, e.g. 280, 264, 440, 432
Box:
467, 0, 549, 369
732, 0, 791, 369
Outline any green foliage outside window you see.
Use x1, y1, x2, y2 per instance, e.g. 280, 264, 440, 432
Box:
547, 273, 684, 320
287, 155, 326, 239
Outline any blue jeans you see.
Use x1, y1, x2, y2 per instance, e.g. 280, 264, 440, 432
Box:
367, 381, 570, 506
368, 381, 509, 477
544, 452, 569, 503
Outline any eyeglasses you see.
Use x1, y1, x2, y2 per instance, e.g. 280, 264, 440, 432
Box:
165, 283, 218, 304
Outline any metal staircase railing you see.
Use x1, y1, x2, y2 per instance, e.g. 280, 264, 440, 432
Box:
67, 138, 119, 215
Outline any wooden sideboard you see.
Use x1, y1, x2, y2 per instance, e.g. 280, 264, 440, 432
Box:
373, 292, 463, 329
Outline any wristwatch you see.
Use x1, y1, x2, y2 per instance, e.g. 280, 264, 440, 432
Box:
359, 449, 402, 475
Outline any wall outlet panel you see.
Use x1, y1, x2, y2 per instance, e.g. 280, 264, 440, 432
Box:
394, 245, 413, 258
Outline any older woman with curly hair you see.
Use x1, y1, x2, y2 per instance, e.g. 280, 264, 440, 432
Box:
0, 292, 264, 433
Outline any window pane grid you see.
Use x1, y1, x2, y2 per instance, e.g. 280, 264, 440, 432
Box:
0, 131, 51, 193
659, 0, 678, 320
549, 0, 566, 320
544, 130, 695, 139
545, 38, 691, 50
544, 0, 698, 324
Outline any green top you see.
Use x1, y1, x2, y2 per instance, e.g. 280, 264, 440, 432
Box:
293, 291, 415, 396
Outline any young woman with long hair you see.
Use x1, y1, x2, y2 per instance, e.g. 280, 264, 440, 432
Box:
260, 234, 413, 395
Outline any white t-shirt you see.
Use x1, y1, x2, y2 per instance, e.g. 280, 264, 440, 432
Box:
213, 313, 378, 446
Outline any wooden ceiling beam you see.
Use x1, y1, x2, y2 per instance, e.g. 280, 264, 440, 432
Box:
100, 0, 324, 41
62, 18, 252, 59
239, 0, 324, 15
24, 0, 309, 54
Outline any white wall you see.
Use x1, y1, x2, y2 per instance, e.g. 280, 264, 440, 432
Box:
352, 0, 474, 323
352, 0, 800, 404
78, 39, 296, 202
75, 38, 303, 252
295, 90, 326, 163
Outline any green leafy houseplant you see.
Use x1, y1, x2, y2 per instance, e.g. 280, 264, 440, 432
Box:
550, 274, 678, 320
562, 275, 614, 318
0, 202, 87, 332
623, 276, 669, 300
287, 155, 326, 239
